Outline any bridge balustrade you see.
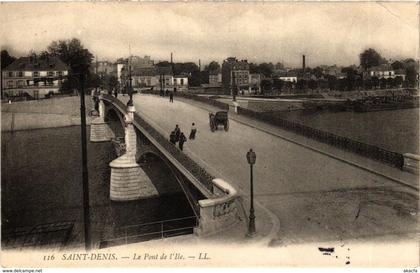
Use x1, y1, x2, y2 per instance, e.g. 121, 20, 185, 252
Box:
195, 179, 242, 236
236, 106, 405, 169
104, 95, 215, 193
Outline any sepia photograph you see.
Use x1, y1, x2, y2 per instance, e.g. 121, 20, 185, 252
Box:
0, 1, 419, 270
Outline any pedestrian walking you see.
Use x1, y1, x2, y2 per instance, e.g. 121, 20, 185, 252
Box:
114, 88, 118, 98
169, 130, 176, 144
178, 132, 187, 151
169, 91, 174, 103
174, 125, 180, 142
189, 122, 197, 140
94, 94, 99, 111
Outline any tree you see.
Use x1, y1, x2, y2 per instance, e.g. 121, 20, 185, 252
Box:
272, 79, 284, 91
308, 79, 318, 90
45, 38, 94, 88
391, 60, 405, 70
260, 79, 272, 93
249, 63, 259, 74
1, 50, 16, 69
258, 63, 274, 78
156, 61, 171, 67
371, 76, 380, 89
359, 48, 387, 70
107, 75, 119, 91
379, 78, 387, 89
296, 79, 307, 91
204, 61, 220, 73
394, 76, 403, 88
354, 76, 363, 90
274, 62, 284, 70
406, 66, 417, 87
312, 66, 324, 78
327, 75, 338, 90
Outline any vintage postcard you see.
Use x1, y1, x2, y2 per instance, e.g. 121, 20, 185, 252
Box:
0, 1, 419, 270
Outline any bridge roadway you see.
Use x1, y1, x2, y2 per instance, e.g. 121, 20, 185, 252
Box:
120, 93, 418, 245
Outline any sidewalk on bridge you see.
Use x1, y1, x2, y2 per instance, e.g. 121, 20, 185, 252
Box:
167, 94, 418, 191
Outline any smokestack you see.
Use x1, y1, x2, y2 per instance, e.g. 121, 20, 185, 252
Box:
302, 55, 306, 71
171, 52, 173, 64
199, 59, 201, 71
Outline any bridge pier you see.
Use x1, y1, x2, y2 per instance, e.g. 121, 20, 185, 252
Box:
109, 104, 158, 201
90, 96, 115, 142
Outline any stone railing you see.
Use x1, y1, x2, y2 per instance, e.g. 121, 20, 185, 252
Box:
237, 106, 406, 169
195, 179, 242, 236
103, 94, 215, 194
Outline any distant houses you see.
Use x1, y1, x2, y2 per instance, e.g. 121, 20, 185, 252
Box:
222, 57, 251, 94
363, 64, 404, 80
2, 55, 69, 99
2, 50, 417, 101
120, 65, 189, 92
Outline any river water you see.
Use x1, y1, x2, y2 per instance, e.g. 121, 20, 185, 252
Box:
279, 108, 419, 154
1, 126, 195, 249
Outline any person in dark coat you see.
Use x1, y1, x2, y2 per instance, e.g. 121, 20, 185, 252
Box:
178, 132, 187, 151
169, 91, 174, 103
189, 122, 197, 140
174, 125, 180, 142
114, 88, 118, 98
169, 130, 176, 144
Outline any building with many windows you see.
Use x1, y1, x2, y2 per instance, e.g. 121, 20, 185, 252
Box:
2, 56, 69, 99
209, 69, 222, 85
173, 74, 189, 92
97, 61, 117, 78
221, 57, 250, 94
121, 65, 188, 92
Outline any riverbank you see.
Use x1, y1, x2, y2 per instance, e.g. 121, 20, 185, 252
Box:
1, 96, 94, 132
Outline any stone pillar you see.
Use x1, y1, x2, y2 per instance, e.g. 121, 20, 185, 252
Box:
109, 104, 158, 201
90, 96, 115, 142
403, 153, 419, 174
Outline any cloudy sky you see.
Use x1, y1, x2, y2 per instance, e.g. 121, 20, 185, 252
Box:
0, 2, 418, 67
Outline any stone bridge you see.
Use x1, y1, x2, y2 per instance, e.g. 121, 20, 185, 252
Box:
89, 94, 243, 236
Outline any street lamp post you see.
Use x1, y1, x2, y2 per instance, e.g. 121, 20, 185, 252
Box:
127, 61, 133, 107
246, 148, 256, 237
77, 73, 91, 251
232, 71, 237, 102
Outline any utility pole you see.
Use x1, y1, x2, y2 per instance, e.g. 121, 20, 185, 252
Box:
127, 54, 133, 106
78, 73, 91, 251
95, 56, 98, 94
232, 70, 237, 102
0, 59, 3, 100
127, 45, 133, 106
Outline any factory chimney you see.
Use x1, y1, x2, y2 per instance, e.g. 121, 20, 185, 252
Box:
302, 55, 306, 72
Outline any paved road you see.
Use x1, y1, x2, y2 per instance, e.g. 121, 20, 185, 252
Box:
127, 94, 418, 245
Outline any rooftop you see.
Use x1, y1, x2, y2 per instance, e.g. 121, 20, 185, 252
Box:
369, 64, 393, 72
4, 56, 69, 71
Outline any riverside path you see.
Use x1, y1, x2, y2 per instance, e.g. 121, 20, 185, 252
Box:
121, 93, 418, 245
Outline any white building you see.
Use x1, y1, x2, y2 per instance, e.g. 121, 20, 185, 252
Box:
2, 56, 69, 99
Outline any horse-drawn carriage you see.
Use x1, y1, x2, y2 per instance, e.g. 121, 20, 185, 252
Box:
209, 111, 229, 132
